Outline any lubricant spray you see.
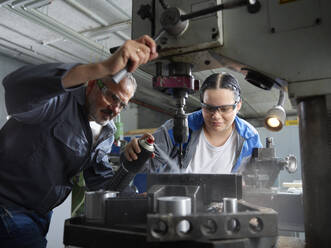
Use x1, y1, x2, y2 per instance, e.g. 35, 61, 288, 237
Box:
122, 137, 155, 173
109, 137, 155, 191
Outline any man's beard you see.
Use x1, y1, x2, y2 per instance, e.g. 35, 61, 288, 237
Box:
87, 102, 113, 126
95, 109, 113, 126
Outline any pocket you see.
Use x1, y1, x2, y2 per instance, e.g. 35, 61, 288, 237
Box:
38, 185, 72, 214
0, 207, 15, 237
53, 121, 88, 155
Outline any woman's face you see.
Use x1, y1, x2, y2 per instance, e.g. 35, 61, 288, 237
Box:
202, 88, 241, 133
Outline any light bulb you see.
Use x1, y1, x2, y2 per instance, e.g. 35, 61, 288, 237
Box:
267, 117, 280, 128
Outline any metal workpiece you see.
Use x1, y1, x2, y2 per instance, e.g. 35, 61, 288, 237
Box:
223, 198, 238, 213
298, 95, 331, 247
84, 190, 118, 224
105, 196, 148, 226
147, 174, 243, 205
65, 174, 278, 247
157, 196, 192, 216
157, 196, 192, 234
64, 215, 278, 248
148, 184, 202, 214
147, 200, 278, 243
146, 175, 277, 243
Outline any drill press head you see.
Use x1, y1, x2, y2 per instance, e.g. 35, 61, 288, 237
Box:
153, 62, 199, 145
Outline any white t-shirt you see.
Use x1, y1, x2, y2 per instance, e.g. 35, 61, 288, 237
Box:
184, 128, 238, 174
89, 121, 102, 145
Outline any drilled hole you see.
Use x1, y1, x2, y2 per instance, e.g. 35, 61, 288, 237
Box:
249, 217, 263, 233
176, 219, 191, 235
226, 218, 240, 234
151, 220, 168, 238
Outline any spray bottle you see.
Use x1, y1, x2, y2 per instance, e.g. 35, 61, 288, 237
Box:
107, 137, 155, 191
122, 137, 155, 173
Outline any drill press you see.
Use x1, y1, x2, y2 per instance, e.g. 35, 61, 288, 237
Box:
153, 62, 199, 168
131, 0, 260, 166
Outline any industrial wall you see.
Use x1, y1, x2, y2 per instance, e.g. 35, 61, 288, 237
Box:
137, 106, 171, 130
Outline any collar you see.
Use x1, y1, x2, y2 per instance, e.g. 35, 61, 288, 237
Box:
187, 110, 204, 131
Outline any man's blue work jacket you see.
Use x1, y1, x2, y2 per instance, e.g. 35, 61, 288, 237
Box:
0, 64, 116, 216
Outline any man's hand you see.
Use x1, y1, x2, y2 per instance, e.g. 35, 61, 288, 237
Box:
124, 133, 155, 162
102, 35, 158, 75
62, 35, 158, 88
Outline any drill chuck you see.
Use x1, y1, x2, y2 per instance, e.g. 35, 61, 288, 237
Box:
173, 112, 189, 144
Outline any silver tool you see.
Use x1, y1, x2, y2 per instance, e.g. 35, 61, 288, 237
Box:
112, 29, 166, 84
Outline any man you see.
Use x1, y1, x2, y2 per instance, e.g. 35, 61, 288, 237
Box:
0, 35, 157, 247
124, 72, 262, 191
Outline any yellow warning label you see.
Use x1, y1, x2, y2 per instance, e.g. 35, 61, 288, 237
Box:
279, 0, 298, 4
285, 119, 298, 126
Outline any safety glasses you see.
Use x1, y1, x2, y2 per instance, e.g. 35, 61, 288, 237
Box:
201, 101, 238, 114
96, 80, 128, 110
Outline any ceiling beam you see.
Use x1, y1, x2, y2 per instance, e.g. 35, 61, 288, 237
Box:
64, 0, 108, 26
80, 20, 131, 38
3, 5, 110, 58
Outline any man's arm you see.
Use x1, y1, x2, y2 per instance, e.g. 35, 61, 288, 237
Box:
62, 35, 158, 88
3, 35, 157, 122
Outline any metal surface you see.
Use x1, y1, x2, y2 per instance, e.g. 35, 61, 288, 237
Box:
84, 190, 118, 224
243, 138, 296, 189
63, 217, 278, 248
157, 196, 192, 216
64, 174, 278, 247
132, 0, 224, 58
160, 7, 188, 37
223, 198, 238, 213
157, 196, 191, 233
243, 191, 304, 232
147, 174, 243, 204
298, 95, 331, 247
241, 136, 302, 233
147, 200, 277, 243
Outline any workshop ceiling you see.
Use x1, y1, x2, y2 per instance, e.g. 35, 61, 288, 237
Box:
0, 0, 297, 126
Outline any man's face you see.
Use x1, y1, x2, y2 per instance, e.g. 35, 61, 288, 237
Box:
86, 78, 134, 126
201, 88, 241, 133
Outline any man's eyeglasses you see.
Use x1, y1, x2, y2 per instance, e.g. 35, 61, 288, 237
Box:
97, 80, 128, 110
201, 101, 238, 114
